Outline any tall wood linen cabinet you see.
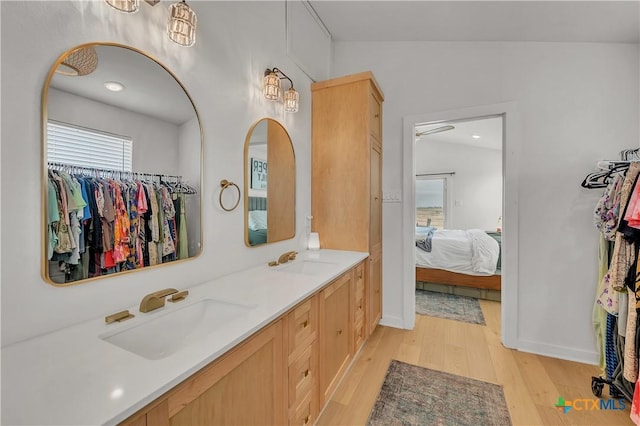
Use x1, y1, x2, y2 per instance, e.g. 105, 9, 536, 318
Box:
311, 71, 384, 337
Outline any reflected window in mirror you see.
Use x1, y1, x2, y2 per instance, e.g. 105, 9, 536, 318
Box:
43, 43, 203, 286
244, 118, 295, 247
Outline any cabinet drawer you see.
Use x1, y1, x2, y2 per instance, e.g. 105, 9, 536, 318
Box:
288, 296, 317, 359
289, 391, 314, 426
288, 343, 317, 407
369, 91, 381, 142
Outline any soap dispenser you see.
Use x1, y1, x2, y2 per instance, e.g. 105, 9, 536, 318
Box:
306, 215, 320, 250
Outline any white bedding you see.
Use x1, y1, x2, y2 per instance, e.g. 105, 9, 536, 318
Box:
415, 228, 500, 276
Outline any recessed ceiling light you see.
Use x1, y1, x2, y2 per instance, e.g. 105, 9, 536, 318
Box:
472, 135, 481, 139
104, 81, 125, 92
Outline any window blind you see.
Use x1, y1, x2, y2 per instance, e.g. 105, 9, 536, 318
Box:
47, 120, 132, 172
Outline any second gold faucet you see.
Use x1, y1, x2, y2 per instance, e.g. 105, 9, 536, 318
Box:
269, 251, 298, 267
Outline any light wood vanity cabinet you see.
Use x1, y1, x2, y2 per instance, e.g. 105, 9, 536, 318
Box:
119, 262, 372, 426
311, 71, 384, 336
286, 296, 319, 425
352, 262, 366, 352
319, 271, 353, 405
120, 321, 286, 426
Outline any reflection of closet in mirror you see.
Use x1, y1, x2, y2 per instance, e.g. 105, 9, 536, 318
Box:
43, 43, 203, 286
244, 118, 295, 247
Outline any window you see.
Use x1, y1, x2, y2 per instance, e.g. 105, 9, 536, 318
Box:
47, 120, 132, 172
415, 176, 450, 229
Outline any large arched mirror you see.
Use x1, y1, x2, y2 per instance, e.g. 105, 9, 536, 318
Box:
42, 43, 203, 286
244, 118, 295, 246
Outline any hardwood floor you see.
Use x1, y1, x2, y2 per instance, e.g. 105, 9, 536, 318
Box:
316, 299, 633, 425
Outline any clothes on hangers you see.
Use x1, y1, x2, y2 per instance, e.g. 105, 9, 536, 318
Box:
46, 165, 194, 283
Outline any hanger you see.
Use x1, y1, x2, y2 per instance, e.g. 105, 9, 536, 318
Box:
621, 148, 640, 161
582, 161, 629, 189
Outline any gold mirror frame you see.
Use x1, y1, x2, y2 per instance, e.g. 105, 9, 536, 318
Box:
42, 42, 204, 286
243, 118, 296, 247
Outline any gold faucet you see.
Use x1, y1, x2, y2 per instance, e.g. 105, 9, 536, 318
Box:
139, 288, 178, 313
277, 251, 298, 264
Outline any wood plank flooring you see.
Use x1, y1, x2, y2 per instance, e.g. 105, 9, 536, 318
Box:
317, 299, 633, 425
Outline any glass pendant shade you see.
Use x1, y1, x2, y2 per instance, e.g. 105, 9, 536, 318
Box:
284, 87, 299, 113
55, 47, 99, 77
263, 71, 281, 101
168, 1, 197, 47
105, 0, 139, 13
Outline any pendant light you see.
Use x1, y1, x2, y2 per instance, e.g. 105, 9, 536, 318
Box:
105, 0, 139, 13
55, 47, 99, 77
167, 0, 197, 47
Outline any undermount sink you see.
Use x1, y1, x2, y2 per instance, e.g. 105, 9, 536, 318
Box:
100, 299, 255, 360
276, 260, 336, 275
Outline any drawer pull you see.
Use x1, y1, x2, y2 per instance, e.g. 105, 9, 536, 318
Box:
358, 303, 363, 309
301, 320, 309, 328
358, 273, 363, 279
303, 369, 310, 378
374, 113, 379, 118
303, 415, 310, 425
336, 329, 343, 336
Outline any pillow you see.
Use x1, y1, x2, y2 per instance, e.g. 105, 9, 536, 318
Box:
248, 210, 267, 231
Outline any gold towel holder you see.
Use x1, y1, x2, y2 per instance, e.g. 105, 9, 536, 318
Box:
219, 179, 241, 212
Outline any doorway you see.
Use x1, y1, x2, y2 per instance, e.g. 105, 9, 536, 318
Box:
414, 116, 503, 303
402, 102, 521, 349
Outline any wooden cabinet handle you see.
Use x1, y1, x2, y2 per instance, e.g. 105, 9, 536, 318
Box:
304, 415, 310, 425
336, 329, 343, 336
303, 369, 310, 378
301, 320, 309, 328
358, 273, 363, 279
358, 303, 363, 309
374, 113, 379, 118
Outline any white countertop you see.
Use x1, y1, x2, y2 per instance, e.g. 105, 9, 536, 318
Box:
1, 249, 368, 426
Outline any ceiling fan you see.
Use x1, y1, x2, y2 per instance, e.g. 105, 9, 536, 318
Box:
415, 125, 455, 138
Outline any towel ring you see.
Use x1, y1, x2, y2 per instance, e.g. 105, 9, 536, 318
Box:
219, 179, 241, 212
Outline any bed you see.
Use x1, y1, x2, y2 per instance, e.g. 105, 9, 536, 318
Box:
415, 227, 502, 291
248, 197, 267, 246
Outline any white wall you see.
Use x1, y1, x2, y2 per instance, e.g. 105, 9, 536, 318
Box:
333, 41, 639, 363
178, 116, 202, 257
1, 1, 314, 346
416, 141, 502, 231
48, 88, 180, 175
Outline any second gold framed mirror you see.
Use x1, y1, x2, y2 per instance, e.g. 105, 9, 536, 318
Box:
244, 118, 295, 247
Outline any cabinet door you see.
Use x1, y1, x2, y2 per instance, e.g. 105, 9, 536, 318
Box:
319, 272, 352, 404
368, 251, 382, 334
370, 143, 382, 255
167, 321, 286, 426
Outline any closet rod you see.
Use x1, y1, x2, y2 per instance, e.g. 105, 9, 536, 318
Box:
47, 161, 182, 181
416, 172, 455, 177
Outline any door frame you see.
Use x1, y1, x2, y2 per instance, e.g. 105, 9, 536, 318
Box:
402, 102, 521, 349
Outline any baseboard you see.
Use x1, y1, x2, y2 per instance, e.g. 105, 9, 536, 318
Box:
517, 339, 598, 365
379, 315, 404, 329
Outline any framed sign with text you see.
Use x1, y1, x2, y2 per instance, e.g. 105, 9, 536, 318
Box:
251, 158, 267, 190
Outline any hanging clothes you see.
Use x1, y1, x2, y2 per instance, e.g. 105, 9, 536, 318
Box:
597, 163, 640, 314
46, 165, 195, 284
